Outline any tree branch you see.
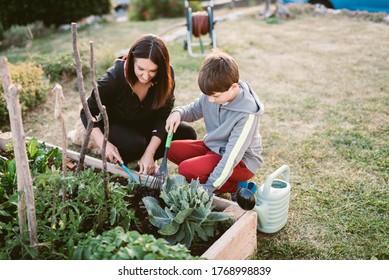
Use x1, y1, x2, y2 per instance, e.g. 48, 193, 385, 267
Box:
90, 41, 110, 200
71, 22, 94, 174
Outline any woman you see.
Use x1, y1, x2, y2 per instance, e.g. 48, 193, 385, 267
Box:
80, 34, 196, 175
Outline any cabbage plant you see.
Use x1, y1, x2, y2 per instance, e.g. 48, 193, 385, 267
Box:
142, 175, 230, 248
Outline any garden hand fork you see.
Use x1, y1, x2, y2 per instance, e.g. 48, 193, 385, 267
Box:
150, 130, 174, 189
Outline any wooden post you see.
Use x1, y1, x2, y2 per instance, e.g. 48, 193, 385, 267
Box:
71, 22, 94, 174
90, 41, 110, 200
0, 56, 38, 247
52, 83, 68, 202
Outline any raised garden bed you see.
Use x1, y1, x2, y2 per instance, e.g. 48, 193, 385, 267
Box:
0, 132, 257, 260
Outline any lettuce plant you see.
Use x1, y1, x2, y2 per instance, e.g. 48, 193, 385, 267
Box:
142, 175, 231, 248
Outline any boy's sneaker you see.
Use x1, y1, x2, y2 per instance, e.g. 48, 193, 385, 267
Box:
232, 181, 249, 202
247, 182, 257, 194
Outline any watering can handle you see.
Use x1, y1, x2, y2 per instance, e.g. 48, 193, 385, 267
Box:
262, 165, 290, 197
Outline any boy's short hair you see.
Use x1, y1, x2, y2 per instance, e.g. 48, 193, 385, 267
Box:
198, 49, 239, 96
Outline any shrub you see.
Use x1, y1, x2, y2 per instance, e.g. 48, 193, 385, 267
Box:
0, 62, 50, 128
38, 52, 77, 82
35, 50, 89, 83
0, 0, 111, 31
1, 24, 32, 48
0, 21, 53, 49
129, 0, 190, 21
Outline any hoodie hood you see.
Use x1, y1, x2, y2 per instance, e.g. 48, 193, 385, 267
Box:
221, 81, 264, 115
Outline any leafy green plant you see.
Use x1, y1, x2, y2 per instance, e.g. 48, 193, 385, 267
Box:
26, 138, 63, 174
142, 175, 231, 248
72, 226, 199, 260
0, 156, 16, 203
0, 138, 61, 202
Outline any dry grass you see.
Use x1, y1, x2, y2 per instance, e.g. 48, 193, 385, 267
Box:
1, 4, 388, 259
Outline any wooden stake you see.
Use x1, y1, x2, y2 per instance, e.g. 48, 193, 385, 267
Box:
0, 56, 38, 247
52, 83, 68, 202
71, 22, 94, 174
90, 41, 110, 199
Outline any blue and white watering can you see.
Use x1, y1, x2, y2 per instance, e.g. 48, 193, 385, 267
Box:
237, 165, 291, 233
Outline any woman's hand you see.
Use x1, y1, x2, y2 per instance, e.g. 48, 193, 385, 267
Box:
165, 111, 181, 133
105, 141, 124, 164
90, 128, 123, 164
138, 153, 157, 175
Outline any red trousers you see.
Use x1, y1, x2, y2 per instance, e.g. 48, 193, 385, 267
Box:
168, 140, 254, 193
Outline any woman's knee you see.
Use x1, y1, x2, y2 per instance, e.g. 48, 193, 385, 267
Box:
175, 122, 197, 140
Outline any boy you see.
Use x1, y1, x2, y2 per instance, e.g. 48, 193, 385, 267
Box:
165, 49, 264, 194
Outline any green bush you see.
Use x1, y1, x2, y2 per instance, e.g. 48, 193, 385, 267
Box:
1, 25, 32, 48
35, 51, 88, 82
0, 62, 50, 128
37, 52, 77, 82
129, 0, 191, 21
0, 0, 111, 31
0, 21, 53, 50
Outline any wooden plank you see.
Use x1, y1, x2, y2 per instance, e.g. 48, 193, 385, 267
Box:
212, 196, 237, 211
202, 209, 257, 260
222, 204, 246, 221
43, 142, 155, 186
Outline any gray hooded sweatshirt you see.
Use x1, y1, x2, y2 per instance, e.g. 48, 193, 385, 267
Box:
174, 81, 264, 190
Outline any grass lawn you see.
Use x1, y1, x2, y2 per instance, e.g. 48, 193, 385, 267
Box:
1, 4, 388, 259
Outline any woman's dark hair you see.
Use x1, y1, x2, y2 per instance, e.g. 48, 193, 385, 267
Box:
125, 34, 173, 110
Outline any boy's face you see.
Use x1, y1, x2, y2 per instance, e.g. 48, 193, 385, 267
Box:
208, 84, 237, 105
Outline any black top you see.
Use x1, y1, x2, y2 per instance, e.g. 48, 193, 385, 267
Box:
80, 58, 175, 140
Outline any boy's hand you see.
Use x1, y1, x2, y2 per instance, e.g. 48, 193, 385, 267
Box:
165, 111, 181, 133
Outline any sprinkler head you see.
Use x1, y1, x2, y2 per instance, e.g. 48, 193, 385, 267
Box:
237, 188, 256, 210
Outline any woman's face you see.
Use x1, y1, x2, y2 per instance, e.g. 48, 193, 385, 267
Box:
134, 58, 158, 84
